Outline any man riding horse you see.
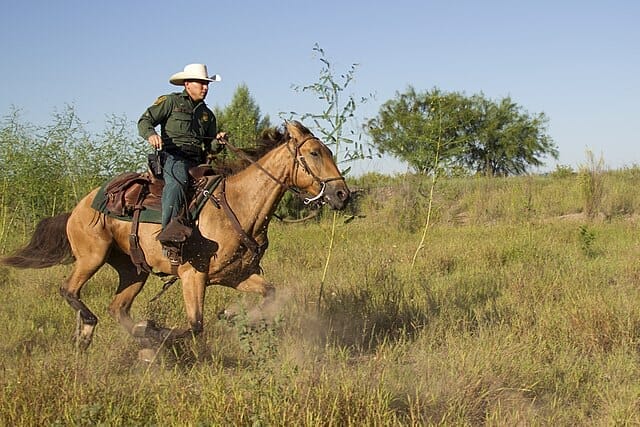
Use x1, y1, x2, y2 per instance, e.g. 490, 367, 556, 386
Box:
1, 119, 350, 352
137, 63, 227, 264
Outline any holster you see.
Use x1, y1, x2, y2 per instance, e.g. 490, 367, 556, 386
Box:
148, 150, 166, 178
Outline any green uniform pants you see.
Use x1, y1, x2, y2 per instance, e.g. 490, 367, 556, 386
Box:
161, 153, 196, 229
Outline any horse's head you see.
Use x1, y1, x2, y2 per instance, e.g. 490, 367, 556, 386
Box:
285, 121, 350, 210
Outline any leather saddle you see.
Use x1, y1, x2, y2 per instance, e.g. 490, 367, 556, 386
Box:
103, 165, 217, 218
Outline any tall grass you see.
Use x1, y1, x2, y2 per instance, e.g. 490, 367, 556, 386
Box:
3, 170, 640, 425
578, 150, 606, 219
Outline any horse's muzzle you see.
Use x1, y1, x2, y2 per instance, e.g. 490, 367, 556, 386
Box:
324, 181, 350, 210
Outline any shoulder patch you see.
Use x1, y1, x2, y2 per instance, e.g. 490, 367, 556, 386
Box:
153, 95, 167, 106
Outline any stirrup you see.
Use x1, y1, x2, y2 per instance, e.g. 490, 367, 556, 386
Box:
162, 245, 182, 266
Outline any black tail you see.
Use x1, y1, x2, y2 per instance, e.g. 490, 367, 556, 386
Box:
1, 213, 74, 269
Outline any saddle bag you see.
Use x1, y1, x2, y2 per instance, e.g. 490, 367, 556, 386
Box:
104, 172, 153, 216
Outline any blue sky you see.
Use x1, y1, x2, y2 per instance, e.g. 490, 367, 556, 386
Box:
1, 0, 638, 175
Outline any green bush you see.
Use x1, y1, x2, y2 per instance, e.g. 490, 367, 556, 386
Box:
0, 106, 145, 247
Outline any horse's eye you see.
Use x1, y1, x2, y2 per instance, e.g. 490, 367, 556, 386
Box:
310, 151, 319, 157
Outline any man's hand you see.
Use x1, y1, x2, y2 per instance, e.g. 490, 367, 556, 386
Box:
148, 134, 163, 150
216, 131, 228, 145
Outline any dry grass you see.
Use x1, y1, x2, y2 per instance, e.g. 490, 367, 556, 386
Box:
2, 170, 640, 425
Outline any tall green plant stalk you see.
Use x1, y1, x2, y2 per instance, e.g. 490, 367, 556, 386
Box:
289, 44, 372, 309
411, 139, 442, 269
318, 211, 338, 308
411, 102, 444, 270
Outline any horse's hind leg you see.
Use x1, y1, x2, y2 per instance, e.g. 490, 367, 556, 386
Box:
106, 249, 180, 347
60, 258, 104, 351
106, 248, 148, 336
62, 208, 111, 351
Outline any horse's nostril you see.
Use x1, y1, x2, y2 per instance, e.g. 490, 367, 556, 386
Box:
337, 190, 349, 202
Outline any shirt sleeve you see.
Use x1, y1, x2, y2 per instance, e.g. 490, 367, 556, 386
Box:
137, 95, 172, 140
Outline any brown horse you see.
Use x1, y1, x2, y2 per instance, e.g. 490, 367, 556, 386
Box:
1, 121, 350, 350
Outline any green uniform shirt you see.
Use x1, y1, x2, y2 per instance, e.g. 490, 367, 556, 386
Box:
137, 90, 221, 161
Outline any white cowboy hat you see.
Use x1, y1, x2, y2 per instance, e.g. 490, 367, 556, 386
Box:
169, 63, 222, 85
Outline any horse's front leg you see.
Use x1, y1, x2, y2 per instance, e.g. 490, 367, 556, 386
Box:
130, 268, 207, 346
181, 268, 208, 336
236, 273, 275, 300
220, 273, 276, 320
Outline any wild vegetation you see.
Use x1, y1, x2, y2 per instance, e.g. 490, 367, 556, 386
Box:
2, 46, 638, 424
2, 158, 640, 424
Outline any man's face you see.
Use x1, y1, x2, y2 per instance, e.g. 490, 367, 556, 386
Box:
185, 80, 209, 102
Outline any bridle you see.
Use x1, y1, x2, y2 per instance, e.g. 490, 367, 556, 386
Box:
225, 134, 345, 204
287, 135, 346, 204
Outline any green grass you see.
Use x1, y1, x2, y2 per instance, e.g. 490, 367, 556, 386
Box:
3, 171, 640, 425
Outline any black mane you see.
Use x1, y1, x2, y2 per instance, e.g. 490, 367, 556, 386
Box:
211, 121, 312, 175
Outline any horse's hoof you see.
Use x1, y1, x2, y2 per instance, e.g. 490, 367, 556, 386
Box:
74, 310, 95, 351
138, 348, 158, 363
132, 320, 182, 344
132, 320, 156, 338
132, 320, 148, 338
217, 308, 238, 321
75, 336, 92, 352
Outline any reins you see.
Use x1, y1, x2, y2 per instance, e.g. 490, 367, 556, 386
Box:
215, 179, 265, 265
223, 138, 292, 192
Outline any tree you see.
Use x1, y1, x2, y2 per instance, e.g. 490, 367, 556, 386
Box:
462, 95, 557, 176
287, 44, 375, 309
214, 84, 271, 148
366, 88, 558, 176
365, 87, 475, 174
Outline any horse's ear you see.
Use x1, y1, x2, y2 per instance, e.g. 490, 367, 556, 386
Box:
283, 121, 293, 140
285, 120, 305, 140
